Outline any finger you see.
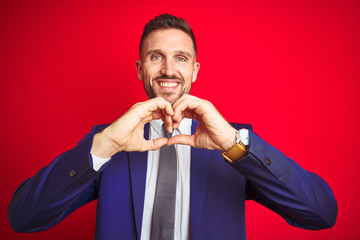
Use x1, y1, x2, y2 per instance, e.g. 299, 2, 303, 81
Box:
142, 111, 162, 123
152, 111, 162, 120
171, 95, 187, 117
172, 110, 185, 130
172, 110, 201, 130
139, 97, 174, 123
175, 99, 214, 127
172, 121, 181, 131
172, 105, 201, 127
172, 96, 190, 123
172, 94, 196, 109
167, 134, 194, 147
172, 98, 201, 123
161, 108, 173, 133
182, 109, 202, 122
143, 137, 168, 151
139, 97, 174, 119
163, 100, 175, 116
153, 97, 174, 116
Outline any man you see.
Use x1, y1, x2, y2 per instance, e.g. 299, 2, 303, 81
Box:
8, 14, 337, 240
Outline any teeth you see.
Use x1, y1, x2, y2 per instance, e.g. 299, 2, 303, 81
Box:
160, 82, 178, 87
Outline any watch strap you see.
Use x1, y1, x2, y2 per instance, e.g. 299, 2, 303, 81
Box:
222, 129, 249, 162
222, 140, 248, 162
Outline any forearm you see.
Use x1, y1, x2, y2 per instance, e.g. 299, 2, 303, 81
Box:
230, 130, 337, 229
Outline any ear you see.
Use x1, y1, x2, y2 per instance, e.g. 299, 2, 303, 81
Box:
192, 62, 200, 83
135, 60, 143, 81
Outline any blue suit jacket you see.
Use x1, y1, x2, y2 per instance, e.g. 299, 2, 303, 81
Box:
8, 121, 337, 239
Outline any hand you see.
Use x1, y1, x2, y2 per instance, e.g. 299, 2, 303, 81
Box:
91, 97, 174, 158
168, 94, 237, 152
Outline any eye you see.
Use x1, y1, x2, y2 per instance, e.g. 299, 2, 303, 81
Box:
151, 55, 163, 61
176, 56, 186, 62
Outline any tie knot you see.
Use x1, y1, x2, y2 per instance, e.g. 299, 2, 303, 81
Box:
162, 124, 172, 139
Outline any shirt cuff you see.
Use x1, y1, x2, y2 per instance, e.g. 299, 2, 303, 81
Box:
239, 128, 249, 146
91, 154, 111, 172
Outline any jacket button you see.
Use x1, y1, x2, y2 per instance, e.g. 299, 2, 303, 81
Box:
69, 169, 77, 177
265, 158, 272, 166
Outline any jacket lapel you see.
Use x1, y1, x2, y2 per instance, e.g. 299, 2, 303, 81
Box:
190, 120, 210, 239
129, 123, 149, 239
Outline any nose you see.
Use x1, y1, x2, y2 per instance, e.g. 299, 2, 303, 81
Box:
160, 59, 175, 76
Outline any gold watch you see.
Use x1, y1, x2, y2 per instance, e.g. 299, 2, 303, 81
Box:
222, 129, 249, 162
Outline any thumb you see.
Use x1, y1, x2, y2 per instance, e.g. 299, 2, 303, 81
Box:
144, 137, 168, 151
167, 134, 194, 147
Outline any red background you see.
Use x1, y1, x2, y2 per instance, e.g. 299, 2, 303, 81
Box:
1, 0, 359, 239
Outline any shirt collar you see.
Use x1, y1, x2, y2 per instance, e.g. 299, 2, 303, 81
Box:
150, 118, 192, 136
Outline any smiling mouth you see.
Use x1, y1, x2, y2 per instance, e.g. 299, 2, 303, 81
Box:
155, 78, 181, 89
159, 82, 179, 87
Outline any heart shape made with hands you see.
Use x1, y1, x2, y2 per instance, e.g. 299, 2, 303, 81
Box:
91, 95, 236, 158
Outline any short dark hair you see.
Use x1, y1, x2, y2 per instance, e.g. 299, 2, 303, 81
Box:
139, 14, 197, 57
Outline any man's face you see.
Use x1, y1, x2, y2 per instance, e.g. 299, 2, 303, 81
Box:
136, 29, 200, 104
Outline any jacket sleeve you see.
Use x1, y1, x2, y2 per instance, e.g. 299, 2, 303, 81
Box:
229, 130, 338, 230
8, 125, 107, 233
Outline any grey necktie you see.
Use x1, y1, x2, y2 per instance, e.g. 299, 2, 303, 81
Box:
151, 124, 177, 240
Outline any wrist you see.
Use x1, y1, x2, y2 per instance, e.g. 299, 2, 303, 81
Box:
221, 127, 238, 152
91, 131, 120, 158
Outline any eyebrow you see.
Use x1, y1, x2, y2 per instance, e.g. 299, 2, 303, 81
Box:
145, 49, 193, 58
